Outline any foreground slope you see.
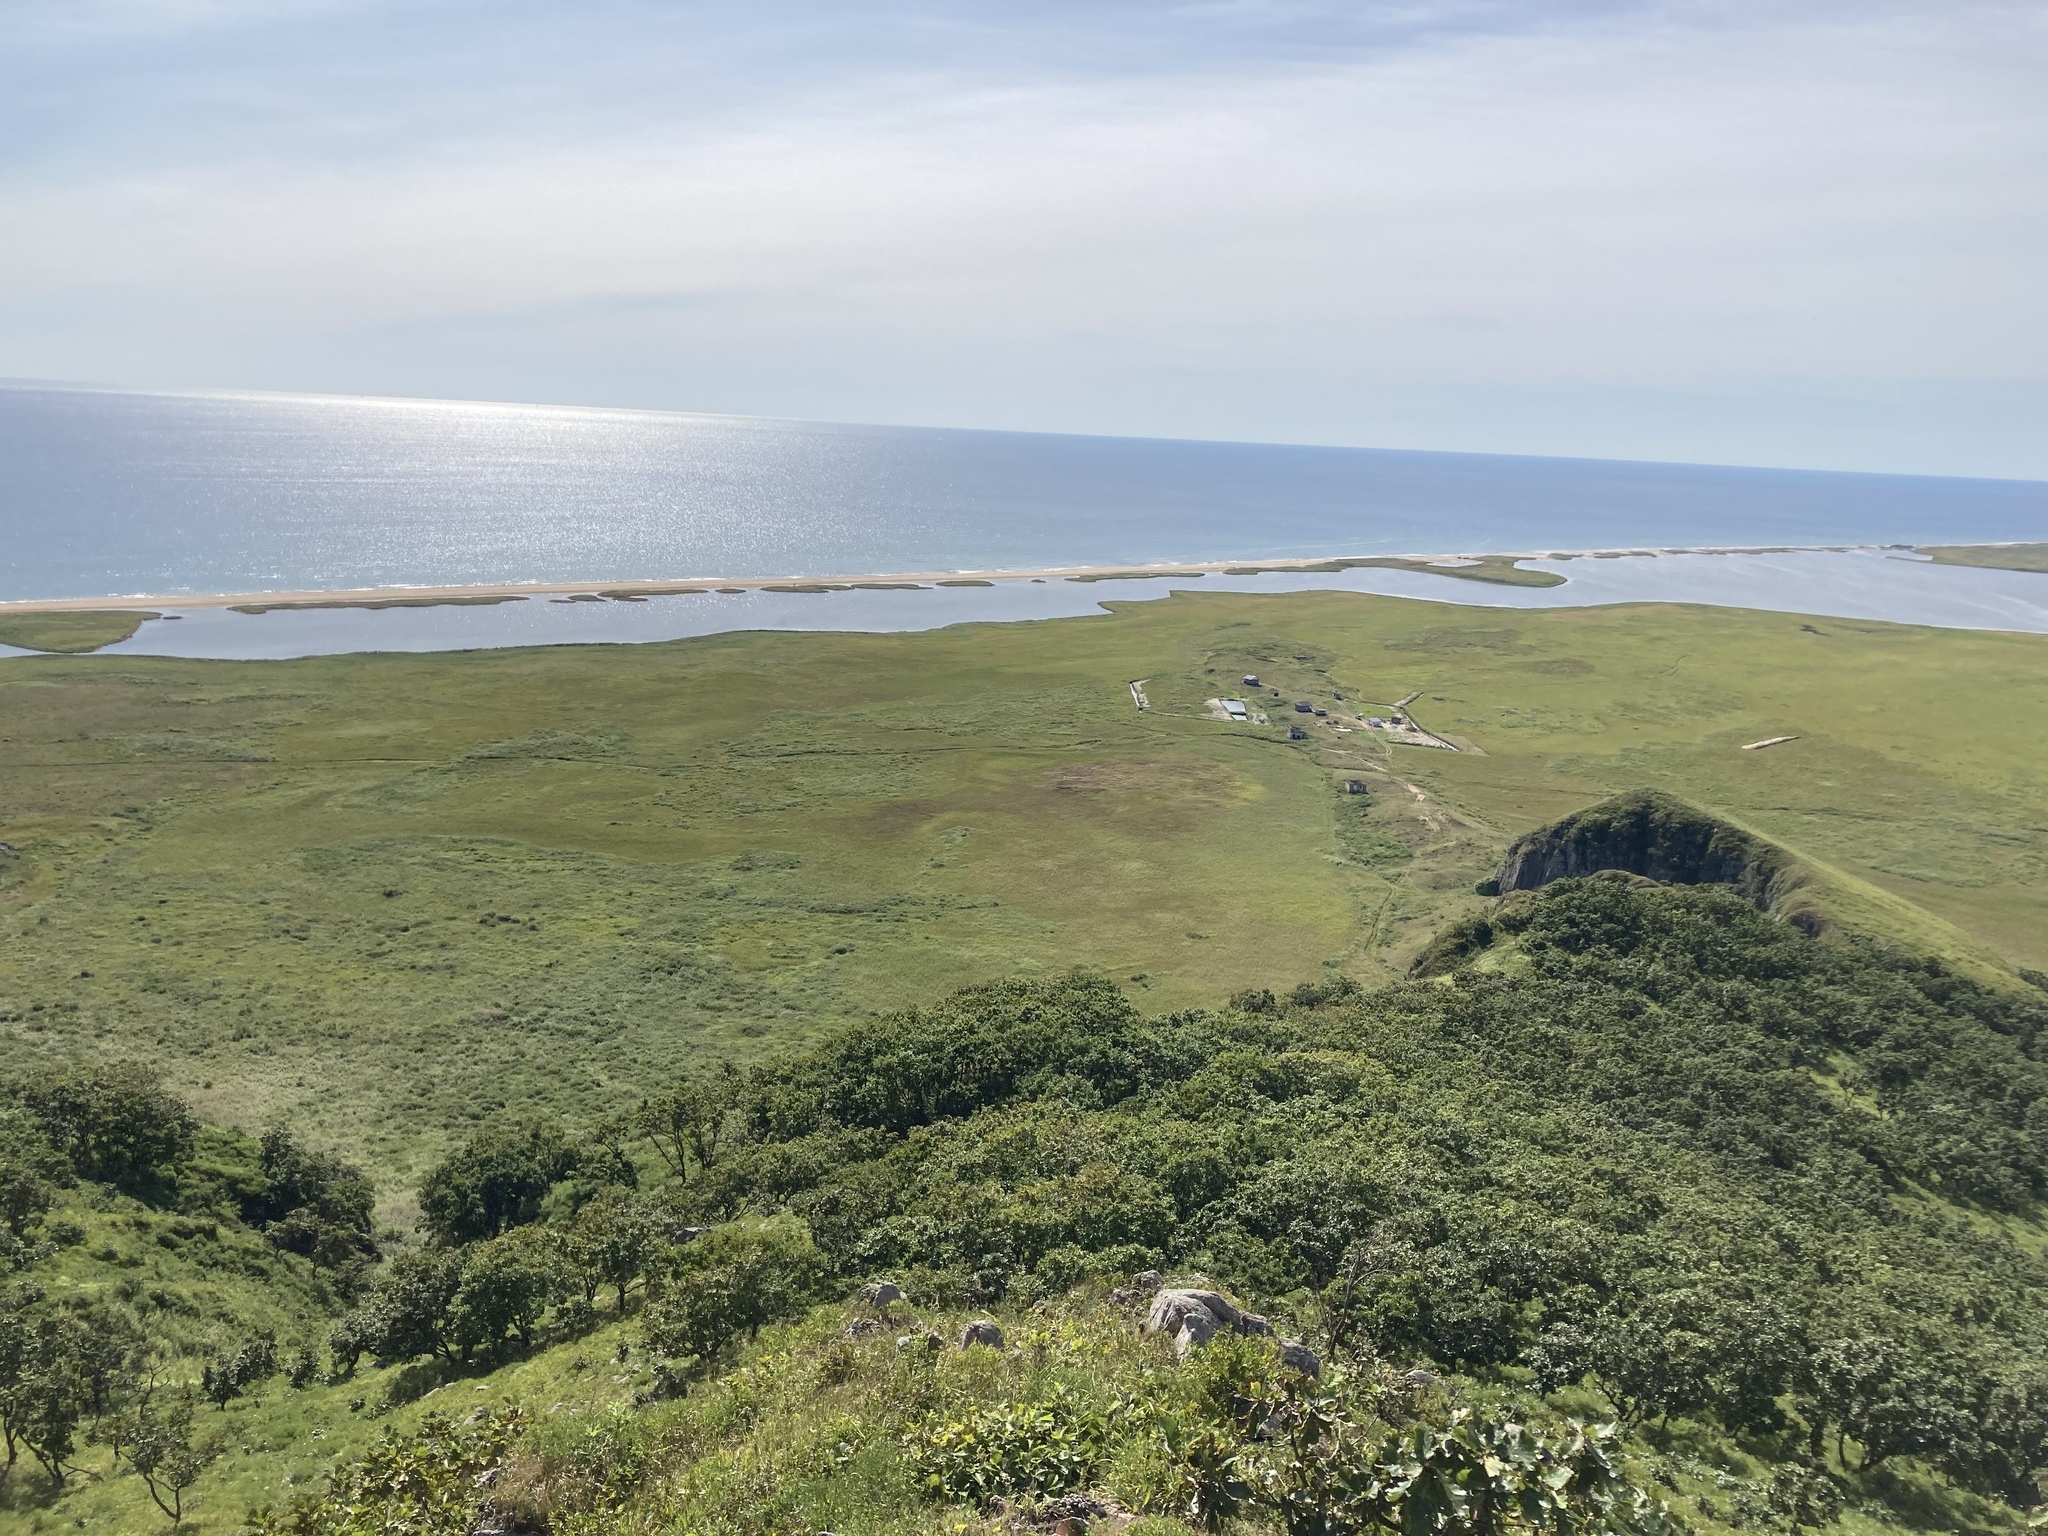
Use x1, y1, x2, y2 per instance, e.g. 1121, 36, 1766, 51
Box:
8, 877, 2048, 1533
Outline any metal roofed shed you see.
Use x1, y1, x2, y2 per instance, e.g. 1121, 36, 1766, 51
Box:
1294, 700, 1314, 712
1242, 674, 1260, 687
1222, 699, 1248, 719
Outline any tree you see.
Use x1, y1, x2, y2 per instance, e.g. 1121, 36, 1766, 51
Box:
0, 1107, 66, 1243
642, 1221, 823, 1364
0, 1297, 91, 1485
417, 1118, 577, 1244
447, 1227, 565, 1358
634, 1066, 740, 1176
331, 1248, 465, 1367
6, 1064, 195, 1191
128, 1388, 213, 1527
201, 1331, 277, 1409
250, 1127, 378, 1270
560, 1189, 657, 1311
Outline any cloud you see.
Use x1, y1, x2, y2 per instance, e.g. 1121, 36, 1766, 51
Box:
0, 0, 2043, 474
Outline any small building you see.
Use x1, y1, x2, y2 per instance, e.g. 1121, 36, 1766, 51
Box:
1344, 780, 1368, 795
1242, 674, 1261, 687
1288, 725, 1309, 740
1222, 699, 1248, 720
1367, 717, 1384, 727
1294, 701, 1314, 713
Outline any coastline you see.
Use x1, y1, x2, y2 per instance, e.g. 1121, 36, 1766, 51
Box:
0, 542, 1892, 614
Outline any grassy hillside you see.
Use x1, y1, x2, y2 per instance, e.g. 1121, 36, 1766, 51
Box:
8, 878, 2048, 1534
3, 591, 2046, 1190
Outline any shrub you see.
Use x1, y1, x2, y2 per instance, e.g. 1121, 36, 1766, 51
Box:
642, 1220, 824, 1364
907, 1386, 1116, 1507
418, 1117, 577, 1245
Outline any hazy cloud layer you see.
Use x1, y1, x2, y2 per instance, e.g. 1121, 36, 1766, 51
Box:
3, 0, 2044, 476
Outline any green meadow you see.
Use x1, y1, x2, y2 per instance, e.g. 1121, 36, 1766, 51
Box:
3, 588, 2046, 1195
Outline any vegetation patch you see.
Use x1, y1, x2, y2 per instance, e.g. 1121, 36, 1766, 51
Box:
0, 610, 154, 653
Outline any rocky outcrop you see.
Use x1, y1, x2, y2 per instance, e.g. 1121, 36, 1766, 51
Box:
1484, 790, 1810, 923
958, 1319, 1005, 1350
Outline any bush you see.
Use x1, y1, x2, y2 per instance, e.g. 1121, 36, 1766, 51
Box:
418, 1117, 578, 1244
4, 1064, 195, 1191
642, 1220, 823, 1364
248, 1407, 526, 1535
907, 1386, 1116, 1507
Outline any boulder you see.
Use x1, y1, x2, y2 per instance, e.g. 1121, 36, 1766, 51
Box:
1147, 1289, 1256, 1356
1233, 1313, 1274, 1337
857, 1280, 903, 1308
1278, 1339, 1321, 1378
1146, 1289, 1241, 1337
958, 1319, 1005, 1350
1130, 1269, 1164, 1294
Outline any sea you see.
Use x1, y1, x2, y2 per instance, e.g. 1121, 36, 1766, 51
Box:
4, 381, 2047, 658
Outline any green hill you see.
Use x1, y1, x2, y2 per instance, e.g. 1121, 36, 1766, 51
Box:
8, 875, 2048, 1534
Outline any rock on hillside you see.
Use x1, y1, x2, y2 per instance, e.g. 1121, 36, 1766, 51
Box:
1483, 789, 1812, 926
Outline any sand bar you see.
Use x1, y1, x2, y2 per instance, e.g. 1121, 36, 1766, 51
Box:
0, 543, 1898, 615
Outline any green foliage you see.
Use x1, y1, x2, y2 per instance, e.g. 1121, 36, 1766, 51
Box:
417, 1117, 578, 1245
642, 1221, 824, 1364
634, 1064, 741, 1175
247, 1128, 378, 1274
446, 1227, 566, 1358
124, 1387, 213, 1526
558, 1188, 660, 1310
1257, 1389, 1674, 1536
3, 1064, 196, 1193
907, 1384, 1116, 1506
200, 1331, 276, 1409
0, 1107, 67, 1265
247, 1407, 526, 1536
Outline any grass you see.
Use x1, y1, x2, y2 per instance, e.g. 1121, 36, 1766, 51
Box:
1919, 543, 2048, 574
0, 610, 155, 653
22, 1284, 2018, 1536
4, 590, 2047, 1195
227, 595, 526, 614
1219, 556, 1565, 587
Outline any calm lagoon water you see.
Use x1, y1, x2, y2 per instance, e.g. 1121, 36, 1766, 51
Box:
13, 550, 2048, 662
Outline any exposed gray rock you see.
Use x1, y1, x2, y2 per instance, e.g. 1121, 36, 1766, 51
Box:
857, 1280, 903, 1308
1146, 1289, 1248, 1356
1146, 1289, 1240, 1333
1278, 1339, 1322, 1377
1130, 1269, 1164, 1294
958, 1319, 1005, 1350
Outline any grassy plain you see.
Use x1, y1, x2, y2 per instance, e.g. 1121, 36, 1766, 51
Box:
0, 609, 153, 653
1921, 542, 2048, 573
3, 589, 2046, 1192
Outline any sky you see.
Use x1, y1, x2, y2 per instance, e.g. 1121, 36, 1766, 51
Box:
2, 0, 2045, 480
